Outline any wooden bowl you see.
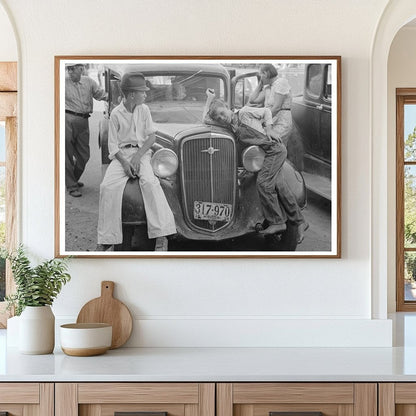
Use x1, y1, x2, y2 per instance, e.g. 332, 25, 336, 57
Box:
60, 323, 112, 356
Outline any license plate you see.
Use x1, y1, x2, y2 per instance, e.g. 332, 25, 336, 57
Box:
194, 201, 232, 222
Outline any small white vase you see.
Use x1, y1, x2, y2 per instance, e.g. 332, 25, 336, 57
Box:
19, 306, 55, 354
6, 315, 20, 347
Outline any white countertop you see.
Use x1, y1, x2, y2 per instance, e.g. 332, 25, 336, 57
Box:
3, 313, 416, 382
2, 345, 416, 382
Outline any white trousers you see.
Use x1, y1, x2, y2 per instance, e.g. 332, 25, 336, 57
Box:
97, 148, 176, 244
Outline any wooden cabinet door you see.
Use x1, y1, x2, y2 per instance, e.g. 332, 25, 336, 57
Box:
55, 383, 215, 416
379, 383, 416, 416
217, 383, 377, 416
0, 383, 53, 415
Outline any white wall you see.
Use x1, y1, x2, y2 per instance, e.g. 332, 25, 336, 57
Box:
0, 0, 394, 347
387, 26, 416, 312
0, 3, 16, 61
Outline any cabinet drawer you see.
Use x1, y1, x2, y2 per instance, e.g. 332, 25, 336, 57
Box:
232, 383, 354, 404
0, 383, 39, 403
78, 383, 200, 404
218, 383, 376, 416
379, 383, 416, 415
56, 383, 215, 416
0, 383, 53, 415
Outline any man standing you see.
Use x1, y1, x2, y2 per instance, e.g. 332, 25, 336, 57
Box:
65, 63, 107, 197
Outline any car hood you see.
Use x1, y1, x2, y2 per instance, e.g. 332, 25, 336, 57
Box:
154, 122, 233, 145
154, 122, 200, 139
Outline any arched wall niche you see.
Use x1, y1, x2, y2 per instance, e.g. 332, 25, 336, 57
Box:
372, 0, 416, 318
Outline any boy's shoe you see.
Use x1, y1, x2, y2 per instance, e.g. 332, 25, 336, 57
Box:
154, 237, 168, 251
260, 223, 287, 235
296, 222, 310, 244
69, 189, 82, 197
96, 244, 114, 251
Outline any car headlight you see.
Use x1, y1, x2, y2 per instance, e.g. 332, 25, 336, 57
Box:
151, 148, 178, 178
242, 145, 265, 172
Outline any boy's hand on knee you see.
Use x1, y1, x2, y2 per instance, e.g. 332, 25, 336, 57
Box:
267, 128, 283, 144
131, 150, 145, 175
132, 164, 141, 177
265, 125, 274, 141
121, 160, 136, 178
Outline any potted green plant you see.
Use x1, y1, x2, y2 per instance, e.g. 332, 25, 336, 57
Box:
3, 246, 71, 354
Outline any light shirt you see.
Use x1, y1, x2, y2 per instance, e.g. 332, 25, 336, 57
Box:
264, 77, 292, 110
65, 75, 106, 113
108, 102, 156, 160
237, 106, 273, 134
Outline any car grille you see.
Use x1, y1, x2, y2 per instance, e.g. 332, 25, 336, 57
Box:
180, 134, 236, 232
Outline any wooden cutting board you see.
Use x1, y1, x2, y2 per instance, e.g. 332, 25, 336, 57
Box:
76, 281, 133, 349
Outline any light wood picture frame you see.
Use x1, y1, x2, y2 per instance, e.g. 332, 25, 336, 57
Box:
55, 56, 341, 258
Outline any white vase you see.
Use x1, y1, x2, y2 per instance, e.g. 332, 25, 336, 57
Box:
19, 306, 55, 354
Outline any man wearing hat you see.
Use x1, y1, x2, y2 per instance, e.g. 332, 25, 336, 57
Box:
65, 63, 107, 197
97, 72, 176, 251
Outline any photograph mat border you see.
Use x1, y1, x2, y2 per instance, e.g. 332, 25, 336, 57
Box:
55, 56, 341, 258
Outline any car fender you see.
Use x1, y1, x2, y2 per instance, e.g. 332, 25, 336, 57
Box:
121, 178, 147, 225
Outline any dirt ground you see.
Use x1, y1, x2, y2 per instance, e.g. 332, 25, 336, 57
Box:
65, 199, 98, 252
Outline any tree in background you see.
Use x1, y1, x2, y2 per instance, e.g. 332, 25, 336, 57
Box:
404, 126, 416, 281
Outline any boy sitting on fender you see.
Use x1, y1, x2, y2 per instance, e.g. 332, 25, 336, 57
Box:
97, 72, 176, 251
204, 90, 308, 243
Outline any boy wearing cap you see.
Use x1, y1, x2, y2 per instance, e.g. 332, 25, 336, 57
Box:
65, 63, 107, 197
97, 72, 176, 251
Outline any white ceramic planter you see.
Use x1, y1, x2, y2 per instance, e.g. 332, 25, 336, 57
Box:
19, 306, 55, 354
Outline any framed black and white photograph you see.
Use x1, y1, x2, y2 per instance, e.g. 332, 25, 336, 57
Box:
55, 56, 341, 258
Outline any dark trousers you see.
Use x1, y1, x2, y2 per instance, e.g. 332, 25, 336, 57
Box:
257, 143, 287, 225
65, 113, 90, 190
236, 123, 304, 226
271, 150, 304, 226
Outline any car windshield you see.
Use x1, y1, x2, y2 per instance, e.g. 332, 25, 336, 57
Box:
143, 73, 225, 124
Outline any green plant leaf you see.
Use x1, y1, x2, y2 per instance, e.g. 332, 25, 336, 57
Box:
4, 245, 71, 316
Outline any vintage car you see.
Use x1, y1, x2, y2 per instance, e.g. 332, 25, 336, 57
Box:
291, 63, 332, 200
98, 63, 306, 251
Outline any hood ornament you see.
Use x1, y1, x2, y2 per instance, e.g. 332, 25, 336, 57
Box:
201, 146, 220, 155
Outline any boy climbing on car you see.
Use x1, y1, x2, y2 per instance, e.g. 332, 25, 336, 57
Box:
203, 89, 308, 243
97, 72, 176, 251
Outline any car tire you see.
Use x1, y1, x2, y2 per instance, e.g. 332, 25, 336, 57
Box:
264, 222, 298, 251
